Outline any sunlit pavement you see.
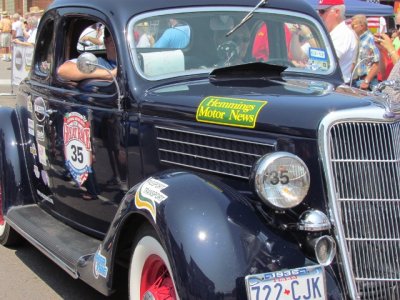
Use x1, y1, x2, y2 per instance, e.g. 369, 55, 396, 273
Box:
0, 58, 17, 107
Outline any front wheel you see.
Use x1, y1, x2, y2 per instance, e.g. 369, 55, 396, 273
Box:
129, 225, 178, 300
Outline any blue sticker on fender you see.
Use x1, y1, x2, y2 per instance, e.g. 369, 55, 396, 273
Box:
94, 251, 108, 279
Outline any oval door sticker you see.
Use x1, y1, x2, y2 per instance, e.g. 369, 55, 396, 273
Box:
63, 112, 92, 186
33, 96, 47, 123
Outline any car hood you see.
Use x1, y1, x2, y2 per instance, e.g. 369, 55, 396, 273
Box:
142, 77, 380, 138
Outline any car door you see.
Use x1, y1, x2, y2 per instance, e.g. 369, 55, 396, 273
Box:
27, 11, 127, 236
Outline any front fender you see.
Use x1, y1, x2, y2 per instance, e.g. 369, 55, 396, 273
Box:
0, 107, 30, 211
125, 171, 310, 299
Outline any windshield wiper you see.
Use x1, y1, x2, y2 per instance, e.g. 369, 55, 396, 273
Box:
226, 0, 268, 37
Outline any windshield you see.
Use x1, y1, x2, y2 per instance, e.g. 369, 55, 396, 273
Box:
128, 8, 335, 80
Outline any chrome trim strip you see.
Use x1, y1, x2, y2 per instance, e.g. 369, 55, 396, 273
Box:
318, 105, 391, 300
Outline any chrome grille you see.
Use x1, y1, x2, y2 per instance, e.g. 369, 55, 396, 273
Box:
329, 121, 400, 299
155, 126, 274, 179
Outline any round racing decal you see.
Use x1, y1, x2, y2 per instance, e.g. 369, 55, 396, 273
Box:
63, 112, 92, 186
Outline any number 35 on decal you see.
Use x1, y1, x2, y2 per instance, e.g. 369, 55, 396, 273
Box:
266, 170, 289, 185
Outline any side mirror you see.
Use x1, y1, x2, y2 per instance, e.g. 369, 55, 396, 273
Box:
77, 52, 98, 74
76, 52, 122, 111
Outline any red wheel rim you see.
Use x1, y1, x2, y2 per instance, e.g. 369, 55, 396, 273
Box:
0, 184, 4, 226
140, 254, 176, 300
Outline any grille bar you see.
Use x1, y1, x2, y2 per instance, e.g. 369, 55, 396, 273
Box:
329, 121, 400, 299
155, 126, 274, 179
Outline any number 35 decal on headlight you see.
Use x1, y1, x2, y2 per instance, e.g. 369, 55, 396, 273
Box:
251, 152, 310, 209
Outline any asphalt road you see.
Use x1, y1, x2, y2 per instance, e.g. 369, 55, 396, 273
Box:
0, 59, 128, 299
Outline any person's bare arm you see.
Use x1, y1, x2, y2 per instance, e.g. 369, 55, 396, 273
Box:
13, 39, 33, 47
57, 61, 117, 81
80, 35, 103, 45
360, 62, 379, 90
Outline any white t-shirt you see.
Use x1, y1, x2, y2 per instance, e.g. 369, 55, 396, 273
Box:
27, 28, 37, 44
330, 21, 358, 83
12, 20, 23, 38
137, 33, 152, 47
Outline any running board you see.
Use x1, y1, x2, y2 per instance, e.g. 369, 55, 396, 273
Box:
5, 204, 101, 279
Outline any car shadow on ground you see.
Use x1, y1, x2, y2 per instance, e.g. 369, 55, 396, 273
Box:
12, 242, 128, 299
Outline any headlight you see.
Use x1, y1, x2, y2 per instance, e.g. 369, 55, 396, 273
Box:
251, 152, 310, 209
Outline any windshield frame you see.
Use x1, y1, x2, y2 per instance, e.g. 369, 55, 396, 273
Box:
127, 7, 337, 81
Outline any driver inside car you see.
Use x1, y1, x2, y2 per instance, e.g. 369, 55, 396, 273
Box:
57, 28, 117, 81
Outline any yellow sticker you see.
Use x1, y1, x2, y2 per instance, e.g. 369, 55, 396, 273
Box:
196, 96, 267, 128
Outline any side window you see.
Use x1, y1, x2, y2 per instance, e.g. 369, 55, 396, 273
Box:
56, 17, 118, 106
34, 19, 54, 76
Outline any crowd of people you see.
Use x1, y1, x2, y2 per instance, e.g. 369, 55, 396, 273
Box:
317, 0, 400, 91
0, 11, 41, 63
1, 1, 400, 92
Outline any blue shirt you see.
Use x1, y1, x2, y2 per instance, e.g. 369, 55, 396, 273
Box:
356, 30, 380, 77
154, 25, 190, 48
97, 57, 116, 69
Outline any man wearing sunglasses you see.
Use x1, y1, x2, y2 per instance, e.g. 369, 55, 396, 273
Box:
318, 0, 358, 84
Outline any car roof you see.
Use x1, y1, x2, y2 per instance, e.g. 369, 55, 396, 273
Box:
49, 0, 320, 22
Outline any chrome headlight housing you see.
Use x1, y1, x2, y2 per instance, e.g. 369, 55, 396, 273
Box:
251, 152, 310, 209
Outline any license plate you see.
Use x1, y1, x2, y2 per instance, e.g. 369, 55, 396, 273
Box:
245, 266, 326, 300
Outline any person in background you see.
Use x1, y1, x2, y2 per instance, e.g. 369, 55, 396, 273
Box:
136, 22, 154, 48
252, 22, 293, 62
22, 20, 28, 39
317, 0, 358, 84
374, 32, 399, 103
392, 14, 400, 52
351, 14, 380, 90
374, 32, 399, 81
289, 24, 318, 65
13, 16, 38, 46
11, 13, 24, 42
388, 28, 398, 42
154, 18, 190, 48
0, 13, 12, 61
79, 23, 104, 50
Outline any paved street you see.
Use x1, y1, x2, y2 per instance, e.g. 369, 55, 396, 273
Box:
0, 59, 128, 299
0, 59, 17, 107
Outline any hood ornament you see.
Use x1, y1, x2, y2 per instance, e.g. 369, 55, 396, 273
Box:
370, 79, 400, 119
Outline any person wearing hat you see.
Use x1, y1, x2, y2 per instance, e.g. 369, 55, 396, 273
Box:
317, 0, 358, 84
13, 16, 39, 47
0, 13, 12, 61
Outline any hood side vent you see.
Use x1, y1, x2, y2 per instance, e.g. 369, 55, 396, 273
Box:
155, 126, 274, 179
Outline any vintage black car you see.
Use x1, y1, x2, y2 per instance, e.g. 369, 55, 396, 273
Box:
0, 0, 399, 299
